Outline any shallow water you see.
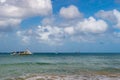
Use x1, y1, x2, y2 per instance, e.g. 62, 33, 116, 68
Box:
0, 53, 120, 80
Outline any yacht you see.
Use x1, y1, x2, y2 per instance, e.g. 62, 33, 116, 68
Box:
11, 49, 32, 55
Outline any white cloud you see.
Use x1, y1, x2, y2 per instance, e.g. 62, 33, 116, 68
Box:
36, 25, 65, 45
0, 18, 21, 26
1, 1, 120, 46
64, 27, 75, 35
0, 0, 6, 3
17, 29, 33, 44
60, 5, 83, 19
95, 10, 116, 22
0, 0, 52, 31
27, 0, 52, 16
17, 25, 65, 45
95, 9, 120, 29
17, 16, 109, 45
76, 17, 108, 33
113, 9, 120, 28
0, 0, 52, 18
0, 5, 24, 18
0, 18, 21, 31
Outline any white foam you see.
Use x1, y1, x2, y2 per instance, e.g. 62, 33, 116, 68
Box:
5, 73, 120, 80
23, 74, 120, 80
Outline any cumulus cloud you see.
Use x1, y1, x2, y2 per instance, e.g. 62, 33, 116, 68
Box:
17, 25, 65, 45
60, 5, 83, 19
95, 9, 120, 29
14, 3, 118, 45
35, 25, 65, 45
17, 16, 109, 45
64, 27, 75, 35
113, 9, 120, 28
0, 0, 52, 18
76, 17, 108, 33
0, 0, 52, 31
95, 10, 116, 22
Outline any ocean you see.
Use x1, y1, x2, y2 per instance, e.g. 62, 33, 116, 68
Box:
0, 53, 120, 80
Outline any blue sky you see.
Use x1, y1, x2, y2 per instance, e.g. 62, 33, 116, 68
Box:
0, 0, 120, 52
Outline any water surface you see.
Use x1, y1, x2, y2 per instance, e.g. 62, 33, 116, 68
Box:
0, 53, 120, 79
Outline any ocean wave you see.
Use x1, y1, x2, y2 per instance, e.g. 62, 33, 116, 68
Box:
0, 62, 55, 66
4, 74, 120, 80
0, 62, 80, 66
99, 67, 120, 73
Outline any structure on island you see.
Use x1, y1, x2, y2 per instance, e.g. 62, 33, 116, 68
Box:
11, 49, 32, 55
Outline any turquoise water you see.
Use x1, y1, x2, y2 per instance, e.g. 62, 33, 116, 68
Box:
0, 53, 120, 79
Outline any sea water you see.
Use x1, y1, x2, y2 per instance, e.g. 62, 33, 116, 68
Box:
0, 53, 120, 80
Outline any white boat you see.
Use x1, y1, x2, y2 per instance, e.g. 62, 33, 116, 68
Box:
11, 49, 32, 55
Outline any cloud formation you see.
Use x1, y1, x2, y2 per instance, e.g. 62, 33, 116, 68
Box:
113, 9, 120, 28
15, 4, 120, 45
17, 25, 65, 45
17, 29, 33, 44
60, 5, 83, 19
0, 0, 52, 31
17, 16, 108, 45
0, 18, 21, 31
0, 0, 52, 18
95, 10, 116, 22
1, 0, 120, 46
76, 17, 108, 33
95, 9, 120, 28
36, 26, 65, 45
64, 27, 75, 35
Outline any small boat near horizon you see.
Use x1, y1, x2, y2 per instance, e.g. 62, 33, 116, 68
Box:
11, 49, 32, 55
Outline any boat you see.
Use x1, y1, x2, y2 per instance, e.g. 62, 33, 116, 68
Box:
11, 49, 32, 55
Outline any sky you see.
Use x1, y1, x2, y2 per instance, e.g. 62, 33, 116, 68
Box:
0, 0, 120, 52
